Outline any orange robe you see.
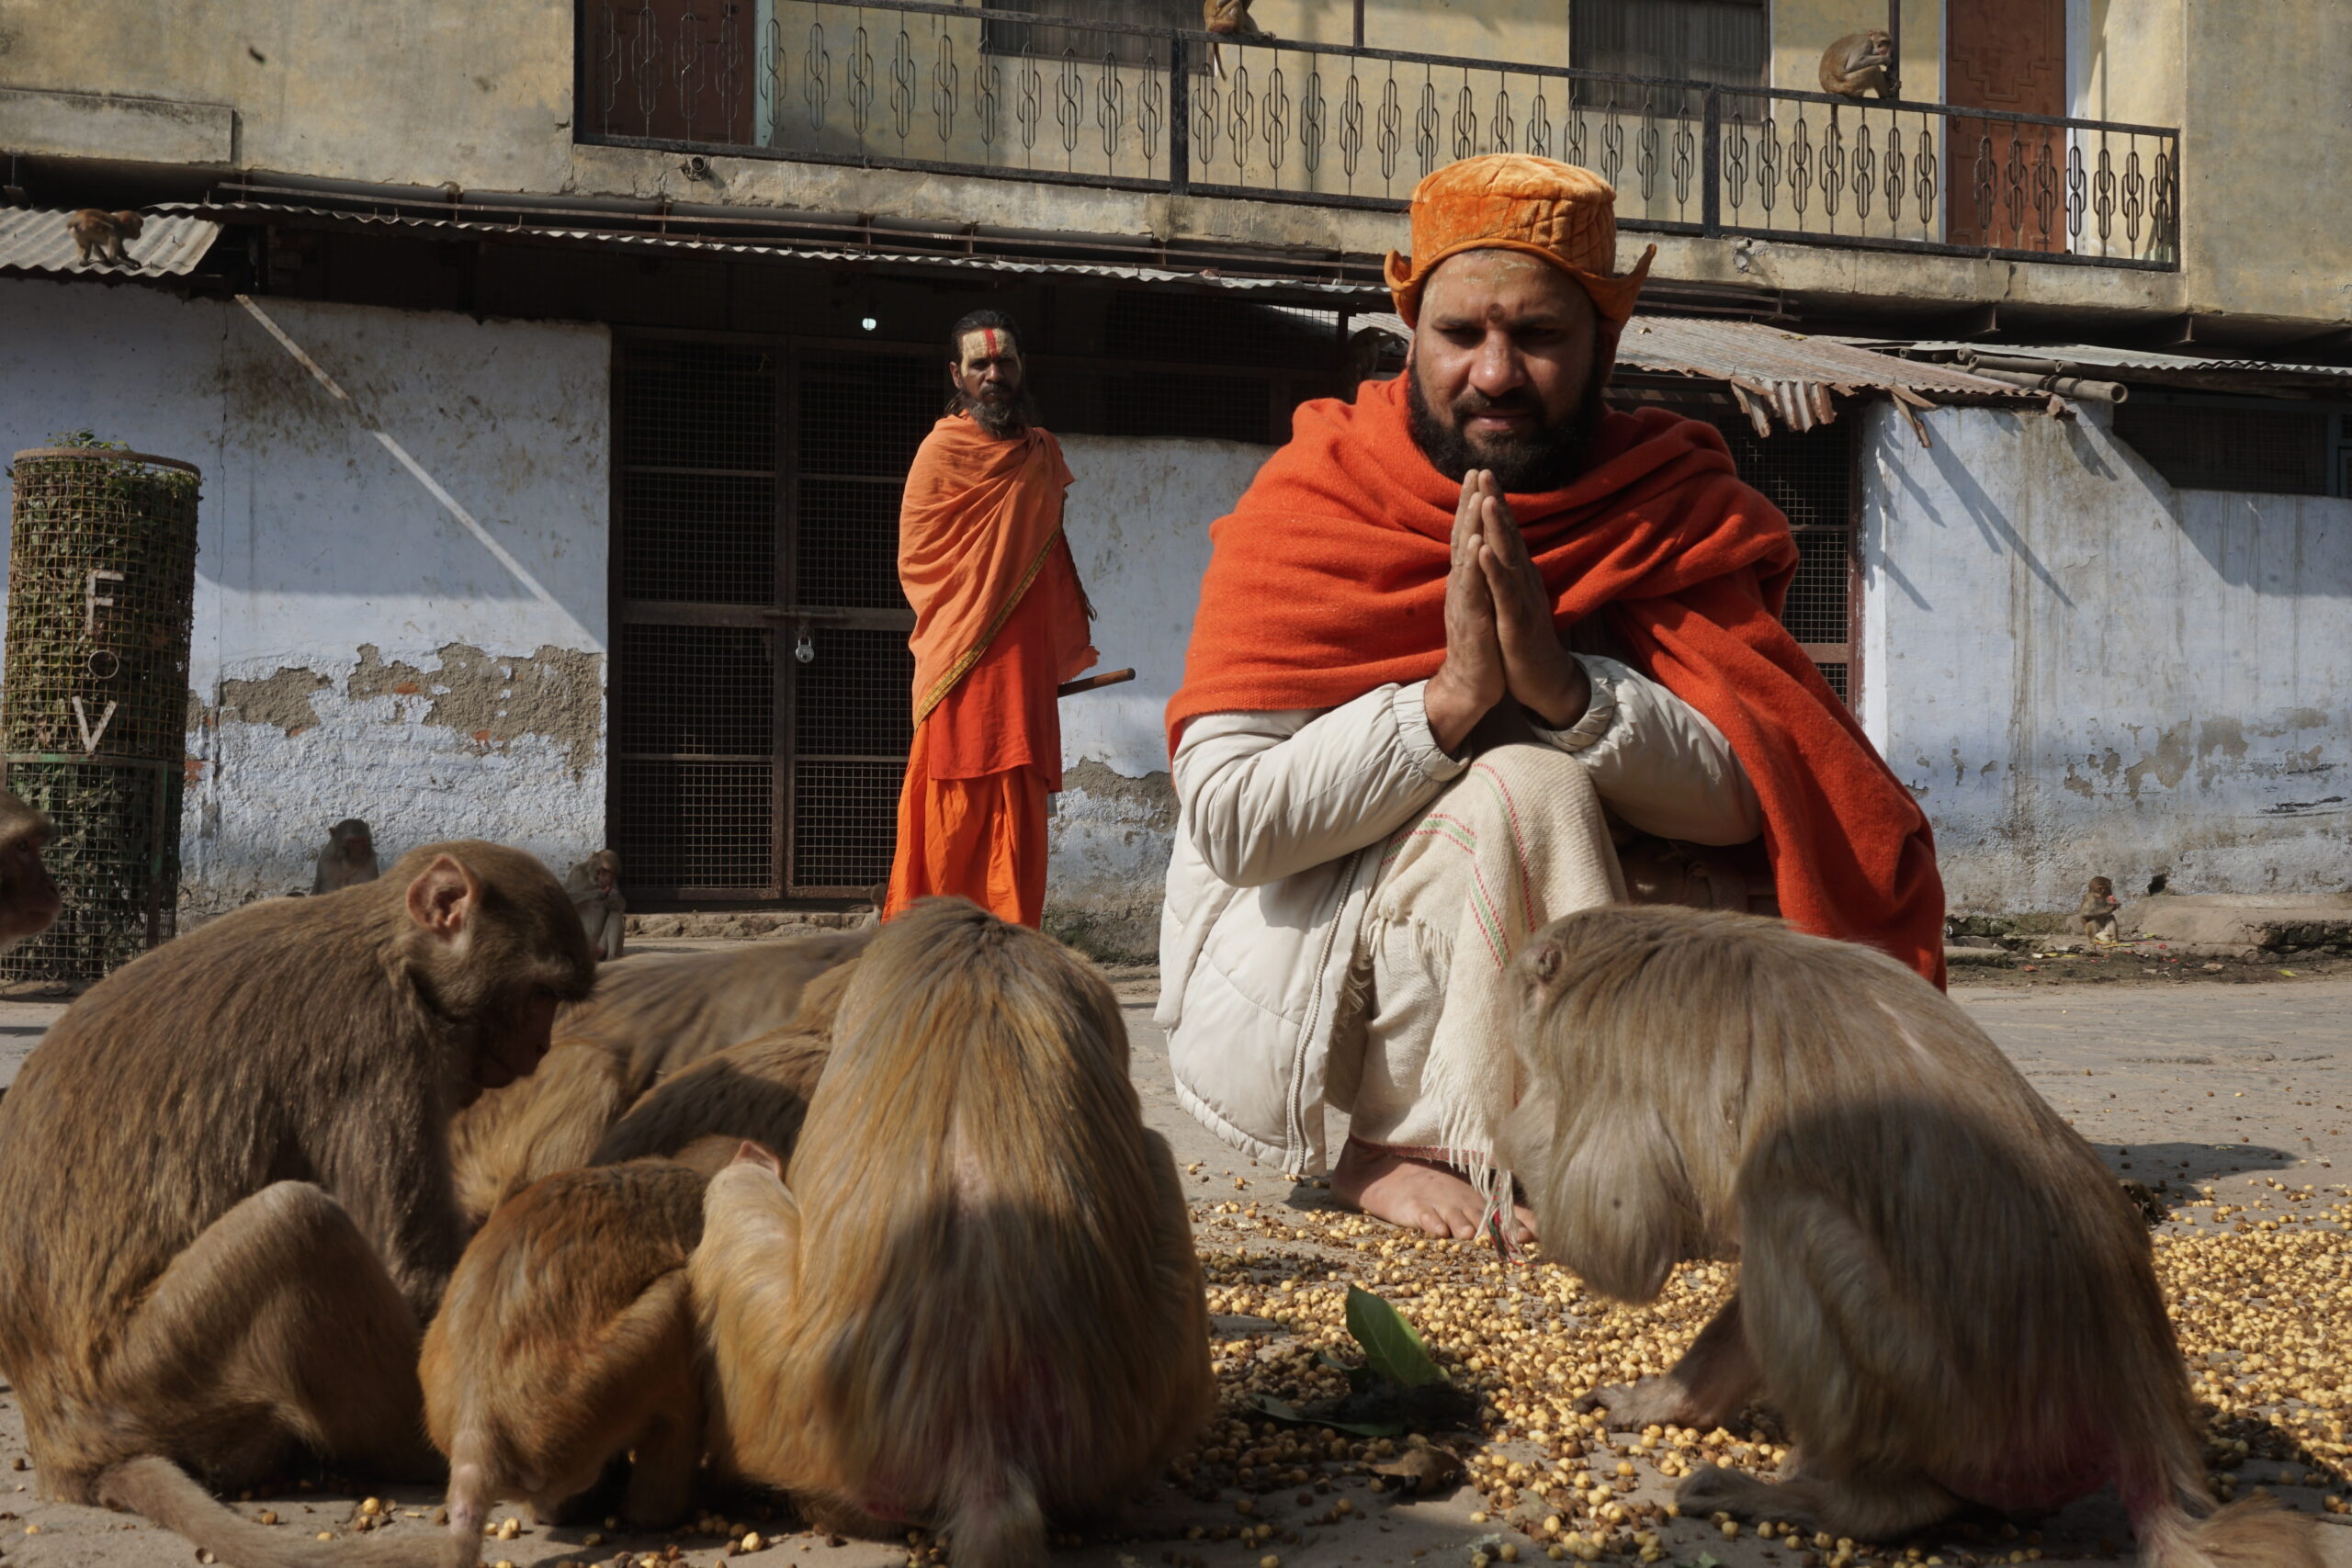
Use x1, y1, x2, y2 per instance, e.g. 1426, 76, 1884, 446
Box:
884, 413, 1096, 926
1168, 375, 1948, 987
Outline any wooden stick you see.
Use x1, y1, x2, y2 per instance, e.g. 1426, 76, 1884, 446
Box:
1057, 668, 1136, 699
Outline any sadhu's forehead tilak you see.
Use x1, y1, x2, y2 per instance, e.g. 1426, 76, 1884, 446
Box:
962, 327, 1012, 363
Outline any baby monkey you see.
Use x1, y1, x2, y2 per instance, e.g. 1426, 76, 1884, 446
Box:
2078, 874, 2121, 943
423, 1141, 772, 1563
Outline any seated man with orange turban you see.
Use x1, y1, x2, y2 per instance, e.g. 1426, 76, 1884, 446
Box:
884, 309, 1097, 927
1159, 156, 1946, 1242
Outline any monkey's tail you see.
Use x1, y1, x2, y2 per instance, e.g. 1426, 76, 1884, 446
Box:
96, 1456, 443, 1568
437, 1432, 495, 1568
943, 1461, 1043, 1568
2133, 1491, 2323, 1568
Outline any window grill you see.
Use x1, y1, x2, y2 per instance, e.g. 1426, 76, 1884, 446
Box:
2112, 404, 2331, 496
1700, 412, 1854, 705
1093, 372, 1275, 443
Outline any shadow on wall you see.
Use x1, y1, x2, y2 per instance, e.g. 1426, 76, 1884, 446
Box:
2083, 407, 2352, 601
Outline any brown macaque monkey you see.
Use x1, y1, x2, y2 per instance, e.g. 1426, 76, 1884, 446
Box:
1498, 907, 2320, 1565
68, 209, 144, 266
560, 927, 872, 1085
1203, 0, 1272, 78
447, 1040, 634, 1227
1818, 29, 1897, 98
0, 841, 596, 1565
564, 848, 626, 961
0, 787, 62, 951
423, 1148, 768, 1559
314, 817, 381, 895
590, 1025, 830, 1168
447, 942, 865, 1224
690, 899, 1212, 1566
2078, 874, 2121, 943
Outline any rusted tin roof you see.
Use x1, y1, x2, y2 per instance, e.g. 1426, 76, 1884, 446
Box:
158, 198, 1378, 299
1354, 310, 2034, 436
0, 209, 222, 277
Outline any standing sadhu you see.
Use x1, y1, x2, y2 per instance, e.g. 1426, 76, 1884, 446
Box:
883, 310, 1098, 926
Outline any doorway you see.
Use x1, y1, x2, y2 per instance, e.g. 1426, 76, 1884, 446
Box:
608, 334, 937, 903
1946, 0, 2067, 252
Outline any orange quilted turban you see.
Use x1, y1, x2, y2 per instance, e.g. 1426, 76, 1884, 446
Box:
1385, 154, 1657, 327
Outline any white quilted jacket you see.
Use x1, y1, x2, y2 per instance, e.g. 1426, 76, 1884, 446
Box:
1156, 656, 1759, 1175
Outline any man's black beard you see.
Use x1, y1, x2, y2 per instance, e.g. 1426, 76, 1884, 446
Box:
953, 384, 1039, 439
1405, 368, 1606, 491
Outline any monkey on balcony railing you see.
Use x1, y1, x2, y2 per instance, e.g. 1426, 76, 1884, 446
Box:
1204, 0, 1272, 79
1818, 28, 1898, 99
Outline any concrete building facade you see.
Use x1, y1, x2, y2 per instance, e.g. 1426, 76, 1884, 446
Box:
0, 0, 2346, 952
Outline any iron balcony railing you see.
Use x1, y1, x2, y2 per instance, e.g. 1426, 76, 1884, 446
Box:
578, 0, 2180, 270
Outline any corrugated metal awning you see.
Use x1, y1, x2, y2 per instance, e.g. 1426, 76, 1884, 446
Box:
0, 208, 221, 276
1860, 339, 2352, 395
157, 198, 1379, 299
1354, 310, 2034, 437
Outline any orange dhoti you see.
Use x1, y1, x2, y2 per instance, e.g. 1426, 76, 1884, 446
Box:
882, 411, 1096, 926
883, 730, 1051, 928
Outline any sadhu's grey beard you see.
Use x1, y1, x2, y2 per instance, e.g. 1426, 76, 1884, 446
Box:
954, 386, 1039, 439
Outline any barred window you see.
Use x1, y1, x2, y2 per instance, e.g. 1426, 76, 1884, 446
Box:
2111, 404, 2333, 496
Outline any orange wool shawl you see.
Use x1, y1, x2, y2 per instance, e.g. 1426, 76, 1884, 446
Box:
1168, 375, 1948, 987
900, 413, 1095, 723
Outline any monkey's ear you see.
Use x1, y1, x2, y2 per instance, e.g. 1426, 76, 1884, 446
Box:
1525, 938, 1565, 984
405, 853, 481, 938
733, 1139, 785, 1178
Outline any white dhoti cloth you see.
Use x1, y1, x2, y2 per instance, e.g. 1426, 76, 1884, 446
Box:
1328, 741, 1626, 1176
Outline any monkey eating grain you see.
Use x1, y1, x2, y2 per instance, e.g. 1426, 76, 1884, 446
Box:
424, 1147, 769, 1560
447, 939, 864, 1224
0, 840, 596, 1567
1498, 905, 2320, 1567
690, 897, 1212, 1567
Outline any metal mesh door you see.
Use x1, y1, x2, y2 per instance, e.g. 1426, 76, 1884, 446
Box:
612, 336, 935, 903
785, 350, 933, 895
611, 340, 783, 897
1706, 415, 1857, 704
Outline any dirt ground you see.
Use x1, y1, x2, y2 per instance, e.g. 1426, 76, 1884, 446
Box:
6, 965, 2351, 1568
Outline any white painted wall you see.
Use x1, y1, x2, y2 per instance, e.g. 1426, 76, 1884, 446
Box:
1857, 400, 2352, 914
1045, 434, 1275, 956
0, 278, 612, 912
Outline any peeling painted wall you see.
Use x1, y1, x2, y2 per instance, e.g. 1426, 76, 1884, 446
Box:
1045, 434, 1273, 959
1858, 400, 2352, 915
0, 278, 611, 913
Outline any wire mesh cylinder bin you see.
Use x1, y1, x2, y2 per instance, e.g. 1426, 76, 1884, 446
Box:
1, 446, 200, 982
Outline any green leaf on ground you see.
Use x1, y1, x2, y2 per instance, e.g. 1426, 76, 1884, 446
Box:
1250, 1393, 1408, 1438
1345, 1284, 1446, 1388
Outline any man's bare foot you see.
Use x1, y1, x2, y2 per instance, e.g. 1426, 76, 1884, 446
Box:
1330, 1136, 1536, 1243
